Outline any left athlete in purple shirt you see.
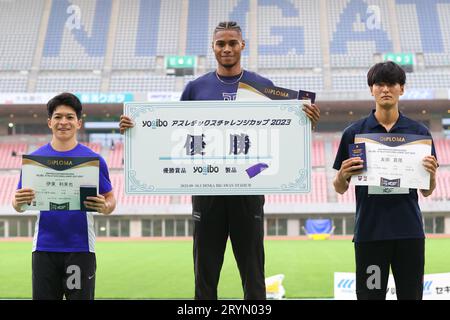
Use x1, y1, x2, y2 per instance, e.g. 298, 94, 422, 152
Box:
12, 92, 116, 300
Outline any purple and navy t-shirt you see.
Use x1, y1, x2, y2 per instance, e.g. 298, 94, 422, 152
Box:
18, 143, 112, 253
180, 70, 273, 204
180, 70, 274, 101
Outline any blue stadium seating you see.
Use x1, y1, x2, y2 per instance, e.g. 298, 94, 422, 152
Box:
0, 0, 44, 70
396, 0, 450, 66
0, 74, 29, 93
42, 0, 111, 69
328, 0, 393, 67
0, 0, 449, 92
186, 0, 210, 56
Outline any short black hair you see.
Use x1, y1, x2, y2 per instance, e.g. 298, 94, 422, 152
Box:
47, 92, 82, 119
214, 21, 242, 35
367, 61, 406, 87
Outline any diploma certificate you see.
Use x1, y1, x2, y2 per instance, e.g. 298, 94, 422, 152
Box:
351, 133, 431, 190
21, 155, 99, 211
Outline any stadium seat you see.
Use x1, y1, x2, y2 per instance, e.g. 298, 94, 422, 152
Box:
0, 0, 44, 70
41, 0, 111, 70
107, 142, 124, 168
0, 143, 28, 169
0, 174, 20, 206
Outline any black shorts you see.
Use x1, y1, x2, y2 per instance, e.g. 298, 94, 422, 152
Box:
354, 238, 425, 300
32, 251, 96, 300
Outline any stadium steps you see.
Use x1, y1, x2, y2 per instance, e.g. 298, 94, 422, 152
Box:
28, 0, 53, 92
101, 0, 122, 92
319, 0, 332, 90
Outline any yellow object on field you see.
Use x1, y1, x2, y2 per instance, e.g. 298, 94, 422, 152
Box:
265, 274, 285, 299
309, 233, 331, 240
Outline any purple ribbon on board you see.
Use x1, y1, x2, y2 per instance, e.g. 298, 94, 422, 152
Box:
246, 163, 269, 178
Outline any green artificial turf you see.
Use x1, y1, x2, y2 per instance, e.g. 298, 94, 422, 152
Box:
1, 238, 449, 299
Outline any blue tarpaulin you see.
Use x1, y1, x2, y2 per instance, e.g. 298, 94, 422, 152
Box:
305, 219, 333, 234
